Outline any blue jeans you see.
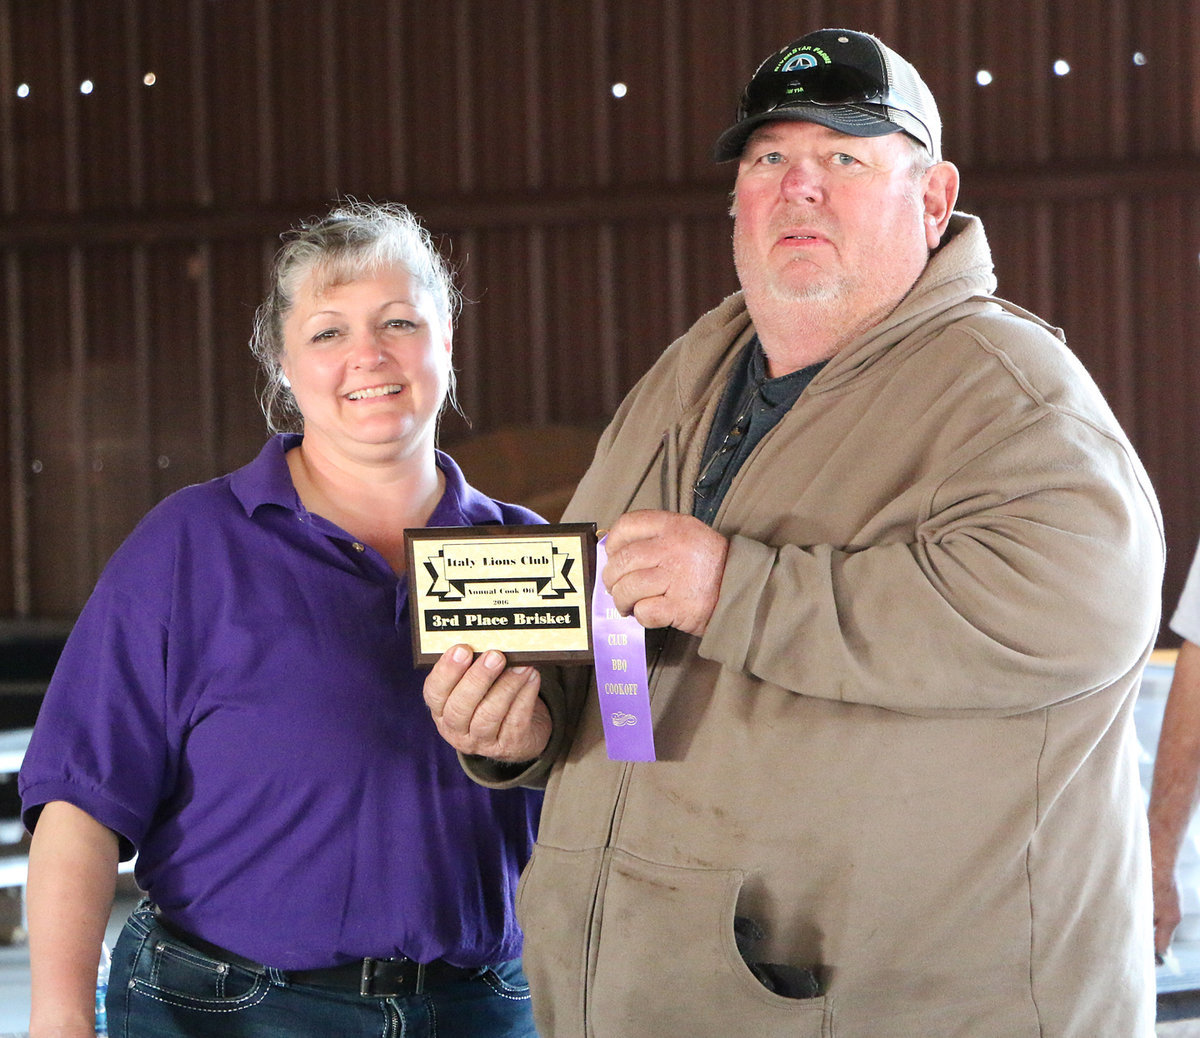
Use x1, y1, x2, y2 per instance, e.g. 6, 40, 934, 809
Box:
106, 900, 538, 1037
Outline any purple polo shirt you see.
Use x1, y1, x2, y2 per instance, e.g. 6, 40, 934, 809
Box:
20, 434, 543, 970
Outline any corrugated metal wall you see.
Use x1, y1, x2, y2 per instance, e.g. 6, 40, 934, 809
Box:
1, 0, 1198, 641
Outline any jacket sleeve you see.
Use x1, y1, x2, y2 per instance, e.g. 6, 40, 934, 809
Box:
697, 409, 1164, 716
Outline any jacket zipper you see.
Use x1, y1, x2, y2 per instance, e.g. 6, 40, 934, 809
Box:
584, 429, 677, 1034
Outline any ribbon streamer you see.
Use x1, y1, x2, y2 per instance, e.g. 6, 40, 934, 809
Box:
591, 536, 656, 761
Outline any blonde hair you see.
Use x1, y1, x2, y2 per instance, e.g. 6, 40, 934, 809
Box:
250, 200, 462, 433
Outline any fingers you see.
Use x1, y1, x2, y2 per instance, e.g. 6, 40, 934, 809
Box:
603, 509, 666, 557
1152, 874, 1182, 959
422, 645, 550, 762
1154, 900, 1181, 959
423, 644, 477, 719
440, 652, 536, 744
602, 510, 729, 636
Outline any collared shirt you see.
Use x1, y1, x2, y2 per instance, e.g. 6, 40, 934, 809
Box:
20, 434, 543, 970
692, 338, 826, 525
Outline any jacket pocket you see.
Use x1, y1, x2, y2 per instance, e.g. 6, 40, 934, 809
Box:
517, 842, 607, 1037
592, 850, 833, 1037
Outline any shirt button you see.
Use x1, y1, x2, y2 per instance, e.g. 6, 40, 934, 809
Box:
352, 542, 366, 552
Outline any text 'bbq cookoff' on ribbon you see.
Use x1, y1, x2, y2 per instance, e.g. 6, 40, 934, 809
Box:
591, 535, 656, 762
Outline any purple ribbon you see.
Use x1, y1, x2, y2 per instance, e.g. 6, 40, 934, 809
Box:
591, 536, 656, 762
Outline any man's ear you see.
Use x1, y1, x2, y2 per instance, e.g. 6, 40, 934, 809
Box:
923, 161, 960, 248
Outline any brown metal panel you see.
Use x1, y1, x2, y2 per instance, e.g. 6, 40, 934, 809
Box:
129, 247, 154, 506
610, 221, 674, 391
1128, 0, 1192, 158
533, 1, 600, 190
680, 212, 739, 323
1045, 199, 1127, 413
889, 0, 973, 167
208, 238, 274, 472
747, 0, 821, 63
325, 1, 417, 200
2, 255, 27, 614
680, 0, 756, 182
384, 0, 408, 195
590, 0, 613, 187
394, 2, 472, 197
18, 247, 87, 616
961, 198, 1053, 326
823, 0, 900, 44
261, 1, 339, 203
253, 0, 275, 201
594, 224, 620, 414
193, 241, 217, 473
607, 1, 678, 185
188, 0, 212, 206
1135, 191, 1200, 639
453, 1, 475, 193
452, 226, 539, 429
317, 0, 339, 198
967, 0, 1036, 166
1104, 0, 1133, 157
125, 0, 147, 208
57, 0, 81, 210
1043, 1, 1125, 162
445, 0, 542, 193
81, 246, 152, 571
524, 226, 551, 423
520, 0, 545, 190
1191, 0, 1200, 153
138, 4, 203, 207
448, 227, 483, 428
205, 0, 273, 205
72, 0, 136, 211
0, 1, 15, 215
1105, 197, 1136, 426
535, 227, 614, 426
141, 243, 213, 500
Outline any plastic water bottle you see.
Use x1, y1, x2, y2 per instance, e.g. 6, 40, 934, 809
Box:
95, 941, 111, 1036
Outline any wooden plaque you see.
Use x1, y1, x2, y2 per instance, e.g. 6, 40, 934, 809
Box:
405, 523, 597, 665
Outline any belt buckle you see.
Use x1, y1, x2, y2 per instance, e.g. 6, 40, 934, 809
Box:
359, 957, 427, 997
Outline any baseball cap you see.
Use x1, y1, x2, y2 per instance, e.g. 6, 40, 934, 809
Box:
713, 29, 942, 163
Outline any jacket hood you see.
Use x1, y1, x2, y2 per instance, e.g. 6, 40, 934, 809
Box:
669, 211, 1002, 408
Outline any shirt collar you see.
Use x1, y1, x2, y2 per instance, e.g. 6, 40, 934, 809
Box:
229, 433, 501, 528
749, 338, 827, 409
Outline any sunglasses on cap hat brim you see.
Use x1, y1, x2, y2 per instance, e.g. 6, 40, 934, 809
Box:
737, 63, 892, 119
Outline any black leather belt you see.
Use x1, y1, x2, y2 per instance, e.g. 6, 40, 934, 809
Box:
153, 912, 479, 997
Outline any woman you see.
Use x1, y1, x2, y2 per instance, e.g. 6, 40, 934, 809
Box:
20, 201, 544, 1038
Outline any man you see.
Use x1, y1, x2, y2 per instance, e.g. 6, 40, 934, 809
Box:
1149, 539, 1200, 959
425, 28, 1164, 1036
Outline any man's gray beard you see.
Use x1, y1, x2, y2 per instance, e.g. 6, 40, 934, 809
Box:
762, 278, 842, 305
735, 255, 847, 308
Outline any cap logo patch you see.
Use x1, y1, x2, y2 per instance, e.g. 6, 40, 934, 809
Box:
777, 47, 830, 73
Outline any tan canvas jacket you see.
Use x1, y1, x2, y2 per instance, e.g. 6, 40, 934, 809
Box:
473, 214, 1164, 1037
